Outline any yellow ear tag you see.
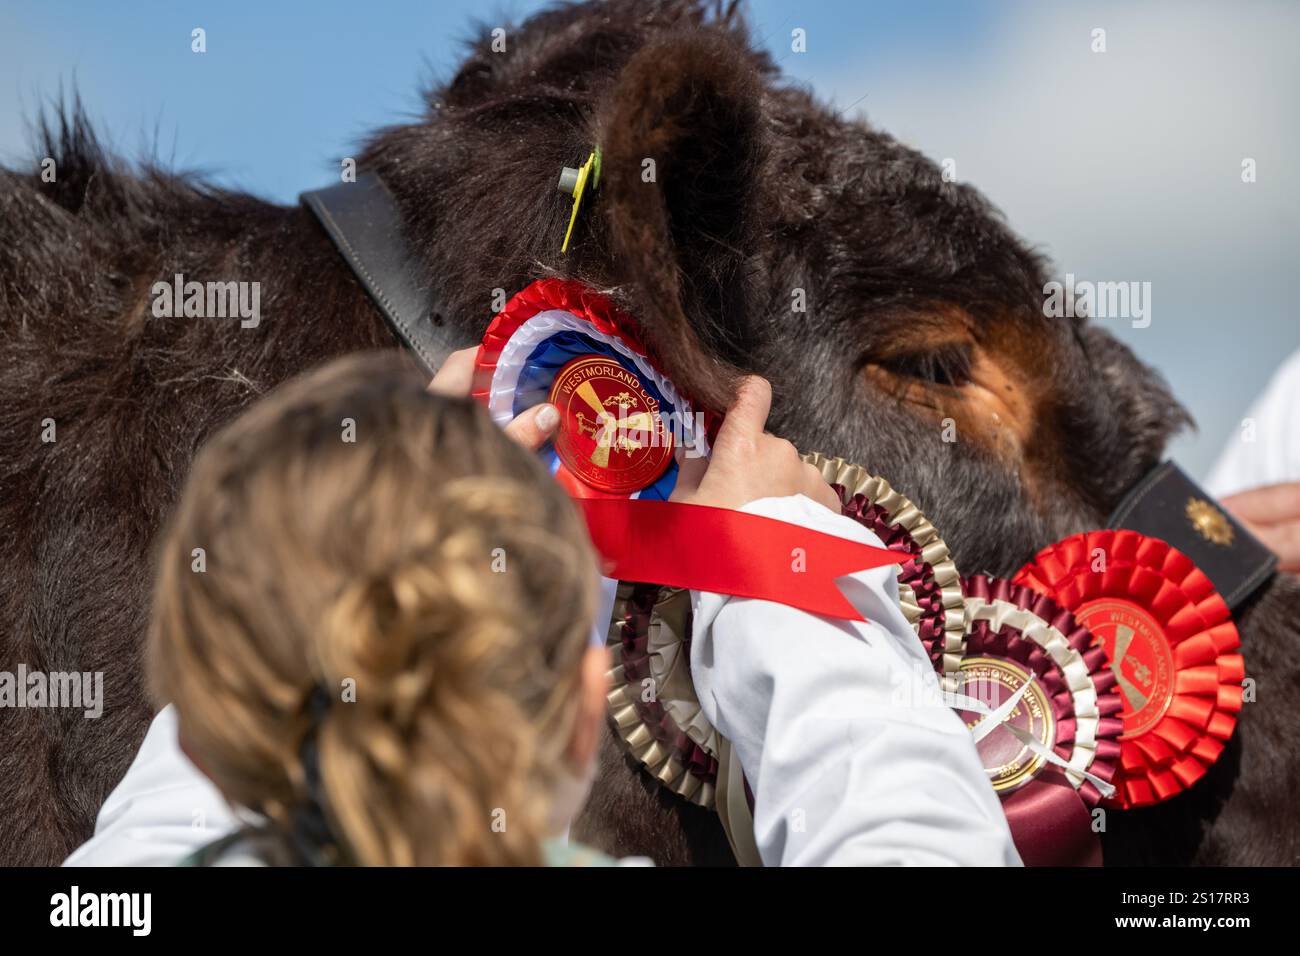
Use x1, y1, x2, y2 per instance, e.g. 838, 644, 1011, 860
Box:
559, 148, 602, 254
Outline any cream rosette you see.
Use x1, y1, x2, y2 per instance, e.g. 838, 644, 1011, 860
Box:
606, 582, 720, 808
802, 452, 967, 688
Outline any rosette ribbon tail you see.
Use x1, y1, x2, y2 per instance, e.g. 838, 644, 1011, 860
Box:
578, 499, 904, 621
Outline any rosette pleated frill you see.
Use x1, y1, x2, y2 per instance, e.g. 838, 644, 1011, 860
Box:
957, 575, 1124, 865
1014, 530, 1246, 809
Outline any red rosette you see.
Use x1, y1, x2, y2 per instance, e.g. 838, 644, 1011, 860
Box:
958, 575, 1124, 865
1013, 530, 1245, 809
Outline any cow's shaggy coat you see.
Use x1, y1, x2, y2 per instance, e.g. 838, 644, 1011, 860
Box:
1, 0, 1296, 865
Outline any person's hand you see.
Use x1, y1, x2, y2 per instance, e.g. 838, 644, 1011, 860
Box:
670, 376, 841, 513
429, 347, 559, 451
1221, 482, 1300, 574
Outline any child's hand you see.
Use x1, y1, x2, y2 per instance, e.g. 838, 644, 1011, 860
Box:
670, 377, 841, 512
429, 347, 560, 451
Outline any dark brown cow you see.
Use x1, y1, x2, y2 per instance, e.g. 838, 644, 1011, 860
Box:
1, 0, 1296, 865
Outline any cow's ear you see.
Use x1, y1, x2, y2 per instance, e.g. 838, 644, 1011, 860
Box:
595, 32, 766, 410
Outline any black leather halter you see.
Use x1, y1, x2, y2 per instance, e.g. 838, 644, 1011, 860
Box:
300, 172, 470, 374
300, 174, 1276, 609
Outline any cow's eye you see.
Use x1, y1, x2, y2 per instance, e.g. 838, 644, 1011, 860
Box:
878, 345, 973, 388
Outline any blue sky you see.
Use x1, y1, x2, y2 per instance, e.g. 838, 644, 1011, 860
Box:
0, 0, 995, 200
2, 1, 1297, 477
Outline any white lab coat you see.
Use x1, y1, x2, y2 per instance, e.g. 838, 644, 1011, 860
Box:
1206, 348, 1300, 496
66, 495, 1018, 867
63, 705, 244, 866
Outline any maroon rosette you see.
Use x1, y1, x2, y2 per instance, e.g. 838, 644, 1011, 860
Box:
957, 575, 1124, 865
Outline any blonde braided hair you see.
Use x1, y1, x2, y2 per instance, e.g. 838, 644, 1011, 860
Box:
149, 352, 597, 865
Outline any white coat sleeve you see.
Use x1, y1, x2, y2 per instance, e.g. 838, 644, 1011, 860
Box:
63, 705, 242, 866
689, 494, 1021, 867
1206, 347, 1300, 496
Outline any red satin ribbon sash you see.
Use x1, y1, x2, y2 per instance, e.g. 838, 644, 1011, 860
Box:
578, 498, 904, 621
